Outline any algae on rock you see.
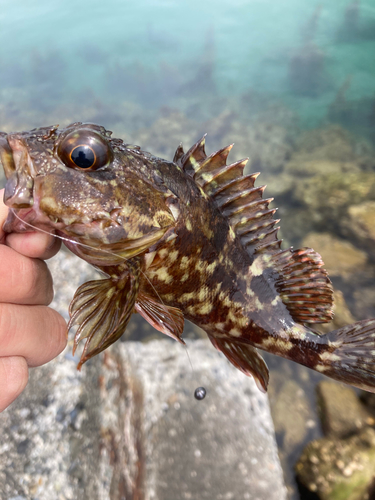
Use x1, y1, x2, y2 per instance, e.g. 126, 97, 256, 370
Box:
296, 427, 375, 500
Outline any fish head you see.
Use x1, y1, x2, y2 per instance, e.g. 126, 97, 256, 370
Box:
1, 123, 175, 264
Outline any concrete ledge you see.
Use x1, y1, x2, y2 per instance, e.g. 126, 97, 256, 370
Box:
0, 340, 286, 500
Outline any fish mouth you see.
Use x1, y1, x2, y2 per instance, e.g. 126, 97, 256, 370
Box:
2, 207, 40, 234
0, 133, 36, 209
0, 132, 44, 234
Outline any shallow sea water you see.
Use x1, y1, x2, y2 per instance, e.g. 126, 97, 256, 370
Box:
1, 1, 375, 498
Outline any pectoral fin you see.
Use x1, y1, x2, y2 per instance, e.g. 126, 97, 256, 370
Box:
68, 264, 140, 369
208, 336, 269, 392
135, 292, 185, 344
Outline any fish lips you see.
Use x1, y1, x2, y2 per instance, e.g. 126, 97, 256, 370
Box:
0, 134, 36, 209
0, 133, 44, 234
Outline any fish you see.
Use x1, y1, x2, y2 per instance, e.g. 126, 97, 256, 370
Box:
1, 122, 375, 393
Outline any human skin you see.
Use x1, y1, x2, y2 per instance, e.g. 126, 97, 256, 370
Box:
0, 188, 67, 412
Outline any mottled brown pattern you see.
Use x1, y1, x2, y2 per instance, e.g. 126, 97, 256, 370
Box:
2, 123, 375, 393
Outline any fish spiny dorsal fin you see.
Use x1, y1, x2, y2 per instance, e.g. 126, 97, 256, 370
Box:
174, 135, 283, 258
176, 134, 207, 176
270, 247, 334, 324
173, 143, 185, 164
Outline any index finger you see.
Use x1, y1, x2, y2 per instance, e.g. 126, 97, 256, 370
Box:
0, 189, 61, 259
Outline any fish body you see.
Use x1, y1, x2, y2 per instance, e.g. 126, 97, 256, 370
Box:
1, 122, 375, 393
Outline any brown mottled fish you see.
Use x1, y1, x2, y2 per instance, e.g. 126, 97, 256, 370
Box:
1, 122, 375, 393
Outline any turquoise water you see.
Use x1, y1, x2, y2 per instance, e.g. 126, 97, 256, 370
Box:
1, 0, 375, 131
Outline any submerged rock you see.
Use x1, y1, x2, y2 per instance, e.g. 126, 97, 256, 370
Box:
131, 109, 198, 160
302, 232, 368, 278
344, 201, 375, 261
353, 286, 375, 324
271, 380, 312, 455
294, 171, 375, 229
295, 427, 375, 500
291, 125, 372, 164
295, 381, 375, 499
316, 289, 356, 335
316, 381, 374, 438
284, 159, 360, 178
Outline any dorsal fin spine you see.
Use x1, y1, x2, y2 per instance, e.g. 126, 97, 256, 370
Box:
173, 143, 184, 163
179, 134, 207, 174
228, 209, 278, 231
222, 199, 275, 218
197, 144, 234, 174
236, 218, 280, 235
254, 239, 283, 254
207, 163, 252, 195
217, 185, 265, 208
243, 227, 279, 247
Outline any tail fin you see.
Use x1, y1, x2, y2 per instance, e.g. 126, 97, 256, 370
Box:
318, 319, 375, 392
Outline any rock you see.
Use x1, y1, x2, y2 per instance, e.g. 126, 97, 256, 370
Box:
271, 380, 312, 455
360, 391, 375, 413
292, 125, 366, 164
0, 250, 287, 500
330, 290, 356, 326
316, 381, 375, 438
284, 159, 361, 178
293, 172, 375, 232
353, 286, 375, 326
130, 110, 294, 191
261, 172, 295, 200
317, 290, 356, 335
228, 121, 293, 174
344, 201, 375, 261
302, 232, 368, 277
295, 427, 375, 500
200, 111, 294, 174
273, 205, 313, 248
348, 201, 375, 241
119, 341, 286, 500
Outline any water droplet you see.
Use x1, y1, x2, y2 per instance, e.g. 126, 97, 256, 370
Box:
194, 387, 206, 400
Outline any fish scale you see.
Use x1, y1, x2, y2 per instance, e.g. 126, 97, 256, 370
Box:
2, 122, 375, 394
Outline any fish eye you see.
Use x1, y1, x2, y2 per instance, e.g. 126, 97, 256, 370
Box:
58, 129, 113, 170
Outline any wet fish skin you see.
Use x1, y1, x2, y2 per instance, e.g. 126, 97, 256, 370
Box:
1, 122, 375, 393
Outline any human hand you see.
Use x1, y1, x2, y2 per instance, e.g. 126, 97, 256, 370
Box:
0, 189, 67, 412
